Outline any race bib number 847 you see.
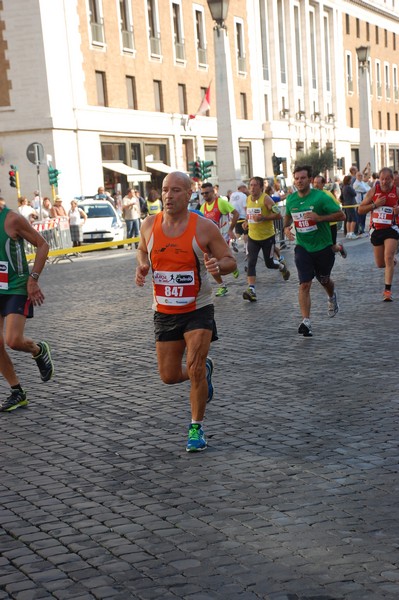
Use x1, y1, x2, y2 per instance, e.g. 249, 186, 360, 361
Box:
153, 270, 196, 307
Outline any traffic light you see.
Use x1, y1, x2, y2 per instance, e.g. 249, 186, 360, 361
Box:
9, 165, 17, 188
272, 154, 283, 175
188, 161, 197, 178
48, 166, 60, 187
201, 160, 214, 180
189, 160, 202, 181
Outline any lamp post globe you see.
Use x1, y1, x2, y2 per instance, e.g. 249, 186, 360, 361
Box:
207, 0, 230, 26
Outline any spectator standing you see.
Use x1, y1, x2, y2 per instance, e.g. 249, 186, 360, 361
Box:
50, 197, 67, 218
229, 182, 248, 254
18, 197, 38, 224
341, 176, 357, 239
122, 188, 141, 249
353, 171, 370, 235
41, 198, 52, 220
68, 200, 87, 248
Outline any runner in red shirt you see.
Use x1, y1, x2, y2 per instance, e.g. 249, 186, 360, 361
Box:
358, 167, 399, 301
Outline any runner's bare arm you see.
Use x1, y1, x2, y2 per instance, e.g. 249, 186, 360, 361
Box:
358, 185, 378, 214
135, 216, 155, 286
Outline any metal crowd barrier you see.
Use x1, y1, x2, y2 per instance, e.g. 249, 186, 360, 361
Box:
26, 217, 74, 263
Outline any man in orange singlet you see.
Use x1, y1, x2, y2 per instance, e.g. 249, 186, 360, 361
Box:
135, 172, 237, 452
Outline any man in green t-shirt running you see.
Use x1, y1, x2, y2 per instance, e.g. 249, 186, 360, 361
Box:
284, 166, 345, 337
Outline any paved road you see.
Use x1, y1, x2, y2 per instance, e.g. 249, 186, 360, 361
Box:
1, 234, 398, 600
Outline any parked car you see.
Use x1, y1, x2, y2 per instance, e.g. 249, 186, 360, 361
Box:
77, 199, 126, 246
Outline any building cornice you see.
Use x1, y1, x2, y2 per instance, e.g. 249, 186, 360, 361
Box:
345, 0, 399, 22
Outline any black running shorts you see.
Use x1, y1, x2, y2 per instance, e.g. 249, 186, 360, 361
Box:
0, 294, 33, 318
294, 244, 335, 284
370, 228, 399, 246
154, 304, 218, 342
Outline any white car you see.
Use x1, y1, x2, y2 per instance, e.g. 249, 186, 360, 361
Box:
78, 199, 126, 246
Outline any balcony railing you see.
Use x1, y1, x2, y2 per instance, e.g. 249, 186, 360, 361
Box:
394, 86, 399, 100
91, 20, 105, 44
377, 84, 382, 97
122, 28, 135, 51
197, 47, 207, 65
175, 41, 185, 61
150, 35, 161, 56
347, 76, 353, 92
386, 85, 391, 99
237, 56, 247, 73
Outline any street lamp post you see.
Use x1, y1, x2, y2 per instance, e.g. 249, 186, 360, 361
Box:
207, 0, 241, 193
356, 46, 375, 172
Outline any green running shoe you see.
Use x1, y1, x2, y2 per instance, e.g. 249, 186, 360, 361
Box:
0, 389, 28, 412
215, 285, 228, 297
186, 423, 207, 452
33, 341, 54, 382
243, 287, 257, 302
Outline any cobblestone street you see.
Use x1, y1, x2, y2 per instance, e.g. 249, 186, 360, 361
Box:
1, 234, 398, 600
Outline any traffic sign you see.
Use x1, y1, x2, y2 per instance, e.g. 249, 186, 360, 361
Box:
26, 142, 44, 165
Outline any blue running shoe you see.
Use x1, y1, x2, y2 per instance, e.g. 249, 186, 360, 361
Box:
206, 357, 214, 402
186, 423, 207, 452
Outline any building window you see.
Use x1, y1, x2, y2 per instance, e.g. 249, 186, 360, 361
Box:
324, 15, 331, 92
294, 6, 303, 86
119, 0, 134, 51
277, 0, 287, 84
394, 33, 396, 51
153, 80, 163, 112
394, 66, 398, 100
387, 112, 391, 130
378, 111, 382, 129
349, 107, 353, 128
200, 87, 210, 116
240, 93, 248, 119
89, 0, 105, 44
385, 64, 391, 99
309, 11, 317, 89
356, 18, 360, 38
345, 14, 350, 35
195, 9, 207, 65
126, 76, 137, 109
259, 0, 269, 80
178, 83, 187, 114
239, 148, 250, 181
385, 29, 388, 48
235, 20, 246, 73
148, 0, 161, 56
396, 113, 399, 130
376, 62, 382, 97
172, 2, 185, 61
376, 26, 379, 45
346, 53, 353, 93
95, 71, 107, 106
366, 22, 370, 42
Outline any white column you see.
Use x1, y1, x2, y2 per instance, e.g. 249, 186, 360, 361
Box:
213, 26, 241, 193
358, 64, 375, 172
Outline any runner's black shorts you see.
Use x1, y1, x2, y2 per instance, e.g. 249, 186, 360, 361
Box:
0, 294, 33, 318
294, 245, 335, 284
235, 220, 247, 236
370, 227, 399, 246
154, 304, 218, 342
330, 224, 337, 245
